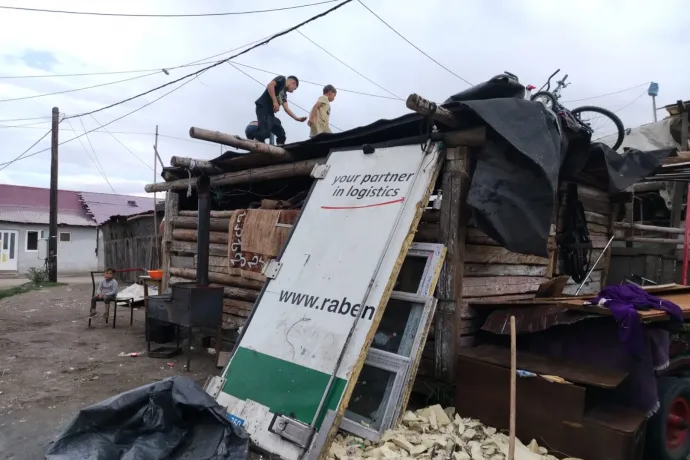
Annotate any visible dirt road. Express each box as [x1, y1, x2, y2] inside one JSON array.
[[0, 283, 220, 459]]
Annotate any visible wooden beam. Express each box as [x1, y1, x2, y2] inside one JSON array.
[[621, 237, 682, 245], [435, 146, 471, 382], [406, 93, 457, 127], [170, 240, 228, 257], [144, 158, 324, 193], [172, 228, 228, 244], [189, 127, 292, 156], [435, 127, 486, 147], [170, 156, 222, 174], [171, 215, 230, 233], [614, 222, 684, 235], [161, 191, 179, 292], [169, 267, 263, 291]]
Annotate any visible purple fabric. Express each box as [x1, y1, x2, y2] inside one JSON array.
[[523, 319, 664, 417], [587, 284, 683, 356]]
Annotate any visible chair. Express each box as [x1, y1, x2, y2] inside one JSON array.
[[87, 270, 137, 329]]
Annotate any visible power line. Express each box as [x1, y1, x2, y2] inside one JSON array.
[[65, 117, 114, 191], [561, 82, 651, 104], [295, 30, 401, 100], [63, 0, 354, 121], [0, 1, 338, 18], [0, 115, 52, 122], [0, 71, 161, 103], [0, 127, 52, 171], [0, 75, 198, 168], [357, 0, 472, 86], [0, 123, 213, 146], [614, 90, 647, 114], [89, 113, 154, 171], [229, 63, 344, 132]]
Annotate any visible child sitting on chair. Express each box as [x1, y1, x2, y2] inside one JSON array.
[[90, 268, 119, 321]]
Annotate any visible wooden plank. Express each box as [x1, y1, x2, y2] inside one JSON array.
[[457, 344, 628, 389], [465, 245, 549, 265], [467, 293, 538, 304], [170, 240, 228, 257], [562, 279, 601, 296], [414, 222, 439, 243], [161, 191, 179, 292], [436, 147, 471, 382], [464, 263, 547, 277], [172, 228, 228, 244], [179, 210, 235, 218], [462, 277, 545, 298]]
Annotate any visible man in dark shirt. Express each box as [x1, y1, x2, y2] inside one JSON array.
[[251, 75, 306, 145]]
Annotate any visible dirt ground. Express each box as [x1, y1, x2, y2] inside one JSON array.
[[0, 282, 223, 460]]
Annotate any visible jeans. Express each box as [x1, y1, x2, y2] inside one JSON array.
[[253, 104, 286, 144], [91, 294, 116, 312]]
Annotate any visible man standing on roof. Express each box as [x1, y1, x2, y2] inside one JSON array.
[[308, 85, 337, 138], [251, 75, 306, 145]]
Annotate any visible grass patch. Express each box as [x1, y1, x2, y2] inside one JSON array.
[[0, 282, 65, 300]]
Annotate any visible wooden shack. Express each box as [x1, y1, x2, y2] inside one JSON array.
[[100, 206, 164, 283], [145, 93, 617, 389]]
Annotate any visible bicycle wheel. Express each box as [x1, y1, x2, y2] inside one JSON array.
[[530, 91, 557, 109], [570, 105, 625, 151]]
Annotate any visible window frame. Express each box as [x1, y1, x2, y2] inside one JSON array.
[[58, 232, 71, 243], [25, 230, 46, 252]]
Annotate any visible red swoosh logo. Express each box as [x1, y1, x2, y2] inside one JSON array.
[[321, 197, 405, 210]]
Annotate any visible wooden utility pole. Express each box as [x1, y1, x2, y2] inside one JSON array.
[[48, 107, 59, 282], [153, 125, 160, 268]]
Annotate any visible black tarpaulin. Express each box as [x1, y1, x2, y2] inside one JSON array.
[[45, 376, 249, 460]]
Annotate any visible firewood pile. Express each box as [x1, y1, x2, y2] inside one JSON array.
[[328, 405, 582, 460]]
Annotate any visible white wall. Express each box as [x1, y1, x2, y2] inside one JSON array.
[[0, 223, 99, 275]]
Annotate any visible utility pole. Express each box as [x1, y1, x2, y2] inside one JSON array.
[[153, 125, 160, 268], [48, 107, 59, 282]]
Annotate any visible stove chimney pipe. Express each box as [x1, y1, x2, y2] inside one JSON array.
[[196, 175, 211, 286]]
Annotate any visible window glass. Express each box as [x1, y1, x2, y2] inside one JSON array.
[[59, 232, 71, 242], [26, 231, 38, 251]]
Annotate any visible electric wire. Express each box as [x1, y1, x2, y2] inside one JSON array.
[[295, 30, 401, 100], [357, 0, 473, 86], [0, 127, 52, 171], [0, 1, 338, 18], [562, 82, 651, 104], [65, 117, 120, 196], [61, 0, 354, 120], [89, 114, 154, 171]]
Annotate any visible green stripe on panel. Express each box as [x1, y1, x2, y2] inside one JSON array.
[[223, 346, 347, 428]]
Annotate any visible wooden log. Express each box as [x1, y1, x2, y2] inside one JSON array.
[[406, 94, 458, 127], [144, 158, 324, 193], [195, 255, 231, 269], [464, 263, 548, 277], [168, 267, 264, 290], [172, 216, 230, 232], [172, 228, 228, 244], [179, 210, 235, 218], [414, 222, 439, 243], [170, 270, 260, 302], [436, 127, 486, 147], [223, 298, 255, 318], [436, 146, 471, 382], [170, 240, 229, 257], [465, 245, 550, 265], [170, 156, 222, 174], [421, 210, 440, 223], [620, 237, 682, 245], [161, 191, 179, 292], [189, 127, 292, 156], [614, 222, 684, 235], [466, 227, 500, 246], [222, 314, 246, 330]]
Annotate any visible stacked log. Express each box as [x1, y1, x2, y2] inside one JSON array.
[[167, 215, 266, 331]]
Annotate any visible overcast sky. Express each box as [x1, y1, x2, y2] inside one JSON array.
[[0, 0, 687, 198]]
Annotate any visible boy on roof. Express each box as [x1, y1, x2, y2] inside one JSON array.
[[308, 84, 337, 138], [251, 75, 306, 145]]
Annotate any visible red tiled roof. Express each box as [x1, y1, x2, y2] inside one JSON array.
[[0, 184, 84, 212]]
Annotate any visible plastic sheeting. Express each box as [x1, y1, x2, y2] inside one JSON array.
[[45, 376, 249, 460]]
